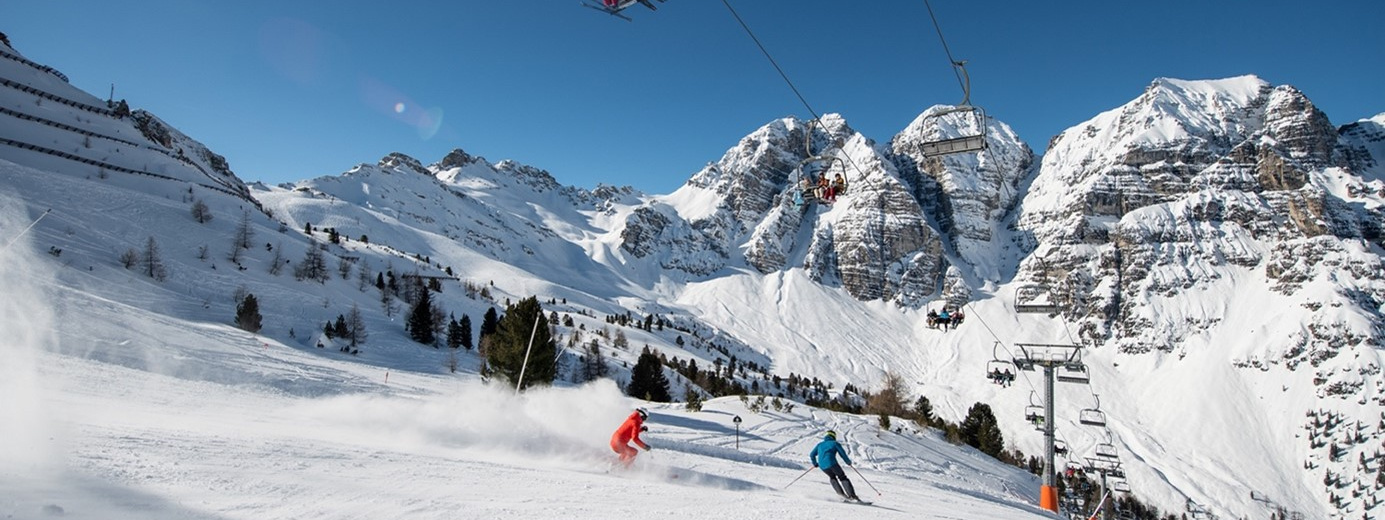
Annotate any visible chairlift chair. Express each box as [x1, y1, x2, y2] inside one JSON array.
[[1093, 442, 1118, 460], [793, 119, 849, 206], [985, 342, 1017, 384], [1024, 405, 1043, 425], [916, 61, 988, 157], [1057, 362, 1090, 384], [1111, 480, 1132, 493], [1079, 408, 1107, 427], [1079, 394, 1108, 426], [985, 359, 1014, 383], [1054, 438, 1069, 456], [1014, 284, 1062, 314]]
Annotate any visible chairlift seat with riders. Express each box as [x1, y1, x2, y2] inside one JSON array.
[[793, 119, 849, 207], [985, 342, 1016, 385]]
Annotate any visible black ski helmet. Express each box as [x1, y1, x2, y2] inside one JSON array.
[[636, 408, 649, 421]]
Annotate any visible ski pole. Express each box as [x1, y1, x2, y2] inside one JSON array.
[[783, 466, 815, 489], [1087, 490, 1111, 520], [849, 465, 881, 496], [2, 208, 50, 252]]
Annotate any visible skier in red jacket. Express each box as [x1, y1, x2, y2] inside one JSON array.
[[610, 408, 651, 467]]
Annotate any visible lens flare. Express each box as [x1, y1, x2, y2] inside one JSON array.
[[360, 76, 444, 141]]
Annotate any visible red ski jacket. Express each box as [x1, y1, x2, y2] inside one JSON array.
[[610, 411, 649, 449]]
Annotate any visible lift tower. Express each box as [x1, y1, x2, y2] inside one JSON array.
[[1013, 342, 1086, 512]]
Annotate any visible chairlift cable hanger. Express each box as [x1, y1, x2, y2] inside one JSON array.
[[921, 0, 968, 101]]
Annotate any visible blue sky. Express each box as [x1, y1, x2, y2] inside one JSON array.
[[3, 0, 1382, 194]]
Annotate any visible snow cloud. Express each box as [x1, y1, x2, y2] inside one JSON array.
[[0, 194, 60, 473]]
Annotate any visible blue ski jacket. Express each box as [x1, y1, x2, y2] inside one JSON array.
[[809, 435, 852, 470]]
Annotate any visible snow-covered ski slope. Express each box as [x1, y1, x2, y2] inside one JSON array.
[[0, 200, 1051, 519]]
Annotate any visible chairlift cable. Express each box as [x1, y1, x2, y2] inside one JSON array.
[[921, 0, 968, 102], [719, 0, 822, 123], [720, 0, 875, 189], [961, 301, 1044, 398]]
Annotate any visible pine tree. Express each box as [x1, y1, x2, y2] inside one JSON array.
[[459, 314, 473, 350], [913, 395, 935, 426], [483, 297, 555, 390], [407, 286, 436, 345], [235, 293, 262, 333], [333, 314, 349, 338], [480, 307, 499, 338], [626, 347, 672, 402], [683, 385, 704, 412], [447, 316, 464, 349], [960, 402, 1005, 458]]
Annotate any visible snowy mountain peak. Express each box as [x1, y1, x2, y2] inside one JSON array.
[[376, 152, 429, 175], [431, 147, 479, 171], [1147, 74, 1268, 103]]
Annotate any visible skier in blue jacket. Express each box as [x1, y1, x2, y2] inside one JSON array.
[[809, 430, 860, 501]]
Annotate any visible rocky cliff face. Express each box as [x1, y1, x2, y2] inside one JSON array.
[[1011, 75, 1385, 517], [889, 105, 1035, 283], [619, 110, 1034, 303]]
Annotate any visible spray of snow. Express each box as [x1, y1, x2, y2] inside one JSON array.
[[0, 194, 60, 475], [286, 378, 639, 466]]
